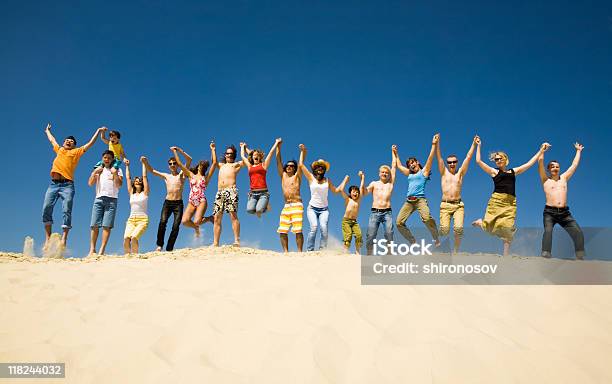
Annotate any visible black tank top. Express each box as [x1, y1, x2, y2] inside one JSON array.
[[493, 168, 516, 196]]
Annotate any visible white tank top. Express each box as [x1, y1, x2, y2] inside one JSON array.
[[129, 192, 148, 217], [309, 180, 329, 208]]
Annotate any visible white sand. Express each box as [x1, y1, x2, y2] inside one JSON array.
[[1, 247, 612, 383]]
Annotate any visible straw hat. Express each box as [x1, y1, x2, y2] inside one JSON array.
[[311, 159, 330, 172]]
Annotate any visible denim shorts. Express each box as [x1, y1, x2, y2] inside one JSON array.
[[90, 196, 118, 228]]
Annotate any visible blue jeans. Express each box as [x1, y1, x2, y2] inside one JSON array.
[[42, 180, 75, 229], [306, 205, 329, 251], [366, 209, 394, 255], [246, 190, 270, 215], [90, 196, 118, 229]]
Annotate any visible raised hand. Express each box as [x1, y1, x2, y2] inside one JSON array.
[[99, 126, 108, 132], [541, 142, 551, 152], [275, 137, 282, 144], [210, 141, 215, 150], [299, 144, 306, 151], [140, 156, 147, 163], [45, 122, 51, 131], [392, 144, 398, 153], [124, 159, 131, 166], [358, 170, 364, 177], [473, 135, 480, 144], [432, 133, 440, 144], [574, 142, 584, 151], [170, 146, 178, 152]]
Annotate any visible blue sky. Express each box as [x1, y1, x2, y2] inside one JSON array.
[[1, 1, 611, 256]]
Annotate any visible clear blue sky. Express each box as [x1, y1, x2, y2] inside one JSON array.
[[1, 1, 611, 256]]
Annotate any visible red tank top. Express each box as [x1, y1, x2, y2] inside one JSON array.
[[248, 164, 268, 190]]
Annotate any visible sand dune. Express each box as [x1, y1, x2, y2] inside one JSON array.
[[1, 247, 612, 383]]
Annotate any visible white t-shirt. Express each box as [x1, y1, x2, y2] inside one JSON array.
[[96, 167, 123, 199], [309, 180, 329, 208], [129, 192, 148, 217]]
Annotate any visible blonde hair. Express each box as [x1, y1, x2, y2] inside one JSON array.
[[379, 165, 391, 173], [489, 151, 509, 166]]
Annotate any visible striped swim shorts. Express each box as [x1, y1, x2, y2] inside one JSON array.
[[277, 202, 303, 234]]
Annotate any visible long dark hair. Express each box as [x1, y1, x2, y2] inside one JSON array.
[[190, 160, 210, 176], [222, 145, 237, 163], [132, 176, 144, 193]]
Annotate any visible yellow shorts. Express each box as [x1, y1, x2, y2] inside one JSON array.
[[124, 216, 149, 240], [277, 202, 303, 234]]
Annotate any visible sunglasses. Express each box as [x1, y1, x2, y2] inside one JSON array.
[[225, 152, 235, 156], [447, 161, 458, 164], [494, 158, 503, 162], [168, 162, 177, 165]]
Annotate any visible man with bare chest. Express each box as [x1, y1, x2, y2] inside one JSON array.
[[537, 143, 585, 259], [364, 146, 397, 255], [143, 151, 190, 251], [213, 144, 243, 246], [275, 140, 304, 252], [435, 135, 477, 252]]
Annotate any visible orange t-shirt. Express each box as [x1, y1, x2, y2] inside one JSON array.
[[50, 144, 87, 181]]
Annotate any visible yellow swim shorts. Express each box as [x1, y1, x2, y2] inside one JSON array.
[[277, 202, 303, 234]]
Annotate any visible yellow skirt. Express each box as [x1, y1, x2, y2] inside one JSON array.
[[124, 216, 149, 240], [482, 192, 516, 241]]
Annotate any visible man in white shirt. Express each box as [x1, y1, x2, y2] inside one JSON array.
[[88, 150, 124, 255]]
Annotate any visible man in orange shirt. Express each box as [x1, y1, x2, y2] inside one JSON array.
[[43, 123, 106, 248]]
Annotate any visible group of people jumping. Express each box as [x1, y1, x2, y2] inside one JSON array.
[[41, 123, 586, 259]]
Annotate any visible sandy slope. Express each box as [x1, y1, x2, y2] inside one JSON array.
[[1, 247, 612, 383]]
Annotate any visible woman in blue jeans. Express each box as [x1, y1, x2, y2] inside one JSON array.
[[240, 139, 281, 218], [298, 144, 347, 251]]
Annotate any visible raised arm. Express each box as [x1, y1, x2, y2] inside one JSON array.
[[513, 142, 550, 175], [99, 129, 110, 145], [339, 176, 350, 201], [141, 156, 166, 179], [240, 142, 252, 168], [561, 142, 584, 180], [422, 134, 438, 177], [537, 153, 548, 184], [44, 123, 59, 148], [393, 145, 410, 176], [435, 136, 446, 176], [297, 144, 305, 178], [298, 144, 313, 183], [358, 171, 365, 197], [205, 141, 218, 183], [263, 138, 281, 170], [171, 147, 193, 178], [83, 126, 106, 151], [475, 137, 497, 177], [330, 175, 349, 194], [390, 145, 397, 184], [174, 146, 192, 170], [275, 141, 284, 178], [125, 159, 133, 194], [459, 135, 478, 176], [141, 157, 150, 195]]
